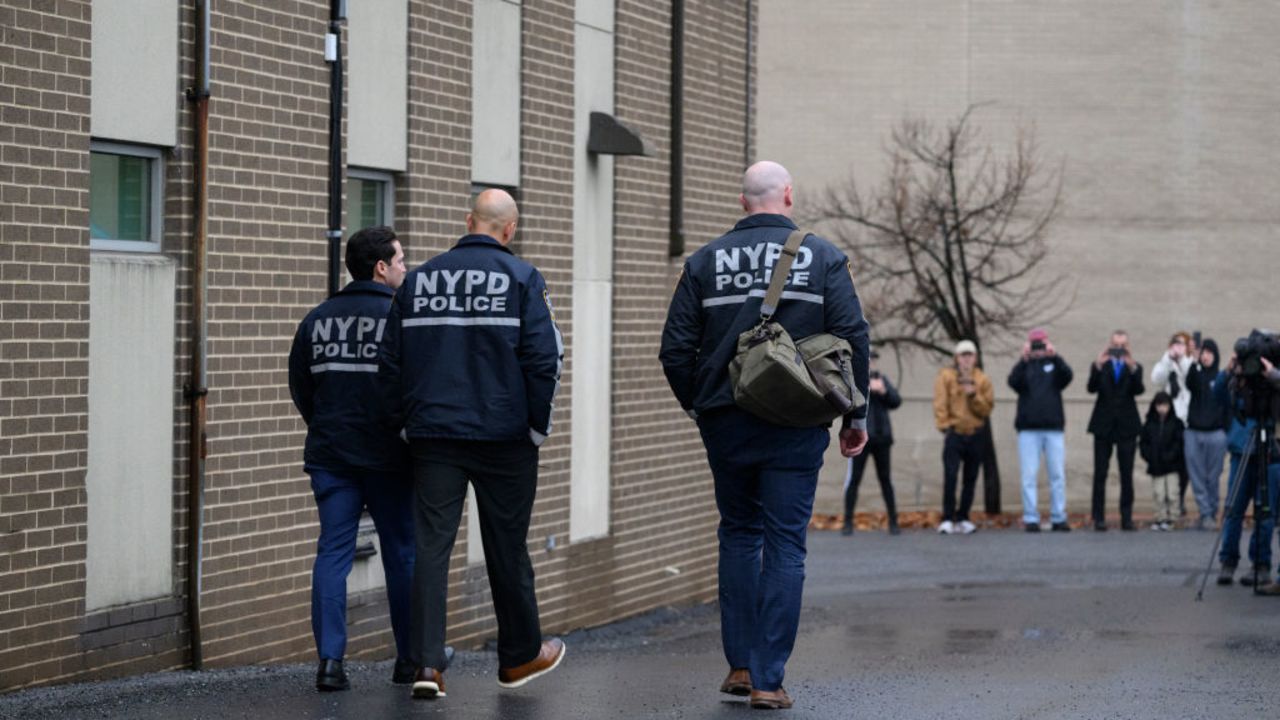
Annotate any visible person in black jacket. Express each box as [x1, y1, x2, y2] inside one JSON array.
[[1183, 338, 1228, 530], [1087, 330, 1145, 531], [659, 161, 869, 710], [288, 226, 415, 691], [1008, 328, 1073, 532], [380, 190, 566, 699], [842, 351, 902, 536], [1139, 391, 1185, 531]]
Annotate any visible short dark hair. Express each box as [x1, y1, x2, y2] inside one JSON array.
[[345, 226, 398, 281]]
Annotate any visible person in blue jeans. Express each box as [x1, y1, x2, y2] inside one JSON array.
[[1008, 328, 1074, 532], [1213, 355, 1280, 588], [288, 227, 417, 691], [660, 161, 870, 710]]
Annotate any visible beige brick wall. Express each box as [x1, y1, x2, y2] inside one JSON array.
[[0, 0, 755, 690], [758, 1, 1280, 517]]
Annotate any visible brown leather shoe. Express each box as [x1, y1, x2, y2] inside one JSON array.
[[720, 668, 752, 696], [1258, 581, 1280, 596], [411, 667, 446, 699], [750, 687, 793, 709], [497, 638, 566, 688]]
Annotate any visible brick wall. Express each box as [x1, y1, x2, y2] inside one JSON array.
[[0, 0, 755, 690], [0, 0, 93, 689]]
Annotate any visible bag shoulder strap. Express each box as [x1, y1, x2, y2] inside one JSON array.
[[760, 229, 807, 319]]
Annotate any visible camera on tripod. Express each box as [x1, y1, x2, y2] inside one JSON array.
[[1233, 329, 1280, 378], [1231, 329, 1280, 422]]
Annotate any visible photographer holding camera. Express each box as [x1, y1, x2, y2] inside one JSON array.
[[1212, 338, 1280, 588], [1151, 332, 1194, 516], [842, 350, 902, 536], [1008, 328, 1073, 533], [1087, 331, 1144, 531]]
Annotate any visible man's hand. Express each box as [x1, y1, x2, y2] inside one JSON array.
[[1021, 342, 1032, 361], [1124, 350, 1138, 370], [869, 377, 886, 395], [840, 428, 868, 457], [1095, 349, 1111, 369], [1045, 341, 1056, 358], [1263, 356, 1275, 373]]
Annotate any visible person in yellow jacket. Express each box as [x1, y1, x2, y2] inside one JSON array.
[[933, 340, 995, 534]]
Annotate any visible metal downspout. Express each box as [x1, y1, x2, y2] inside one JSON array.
[[668, 0, 685, 257], [325, 1, 346, 296], [184, 0, 212, 672]]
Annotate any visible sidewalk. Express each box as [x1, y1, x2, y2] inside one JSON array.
[[4, 529, 1277, 719]]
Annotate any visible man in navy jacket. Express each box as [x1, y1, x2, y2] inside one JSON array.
[[288, 226, 415, 691], [660, 161, 869, 710], [380, 189, 565, 699]]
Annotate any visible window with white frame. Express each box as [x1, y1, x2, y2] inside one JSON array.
[[347, 168, 395, 235], [89, 141, 163, 252]]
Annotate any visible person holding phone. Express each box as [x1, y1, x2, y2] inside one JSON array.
[[1008, 328, 1074, 532], [933, 340, 995, 535], [1087, 330, 1145, 531]]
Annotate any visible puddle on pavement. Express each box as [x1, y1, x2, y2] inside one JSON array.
[[1218, 635, 1280, 658]]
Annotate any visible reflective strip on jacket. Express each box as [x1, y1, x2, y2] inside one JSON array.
[[658, 213, 870, 427], [379, 234, 563, 445]]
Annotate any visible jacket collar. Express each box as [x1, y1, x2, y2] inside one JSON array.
[[455, 233, 514, 255], [732, 213, 798, 232], [337, 280, 395, 297]]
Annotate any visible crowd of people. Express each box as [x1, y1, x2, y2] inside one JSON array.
[[841, 327, 1280, 593]]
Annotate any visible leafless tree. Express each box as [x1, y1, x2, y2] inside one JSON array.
[[807, 105, 1072, 363]]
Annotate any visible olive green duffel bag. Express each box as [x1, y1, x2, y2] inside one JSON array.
[[728, 229, 864, 428]]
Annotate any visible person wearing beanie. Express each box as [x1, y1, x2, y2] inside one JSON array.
[[933, 340, 994, 535], [1008, 328, 1074, 532], [1183, 338, 1229, 530]]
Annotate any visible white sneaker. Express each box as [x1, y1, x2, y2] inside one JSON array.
[[958, 520, 977, 535], [937, 520, 954, 535]]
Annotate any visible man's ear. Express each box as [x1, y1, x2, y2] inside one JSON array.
[[465, 212, 475, 233], [739, 193, 749, 213], [783, 185, 793, 208]]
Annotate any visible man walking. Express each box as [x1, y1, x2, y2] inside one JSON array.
[[659, 161, 870, 710], [288, 226, 416, 691], [933, 340, 995, 535], [380, 190, 566, 699], [1008, 328, 1073, 532], [1087, 330, 1145, 531]]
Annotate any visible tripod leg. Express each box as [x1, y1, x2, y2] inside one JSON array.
[[1197, 433, 1257, 601]]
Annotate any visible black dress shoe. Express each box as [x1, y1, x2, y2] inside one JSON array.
[[1093, 521, 1107, 532], [1024, 523, 1041, 533], [888, 522, 901, 536], [1121, 520, 1136, 531], [1051, 522, 1071, 532], [840, 521, 853, 536], [316, 659, 350, 691]]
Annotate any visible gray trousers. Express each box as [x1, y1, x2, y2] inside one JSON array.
[[1184, 429, 1227, 519]]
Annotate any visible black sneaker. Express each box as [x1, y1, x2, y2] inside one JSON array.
[[888, 521, 901, 536], [1093, 521, 1107, 532], [1218, 564, 1237, 586], [840, 520, 853, 536], [1120, 520, 1136, 531], [1051, 522, 1071, 532], [316, 659, 350, 692], [1241, 568, 1272, 588], [1024, 523, 1041, 533]]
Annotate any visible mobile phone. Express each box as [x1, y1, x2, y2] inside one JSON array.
[[1030, 340, 1046, 352], [1193, 331, 1202, 347], [1108, 347, 1126, 359]]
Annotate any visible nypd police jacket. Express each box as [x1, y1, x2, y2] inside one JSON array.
[[659, 213, 870, 428], [288, 280, 409, 475], [379, 234, 563, 445]]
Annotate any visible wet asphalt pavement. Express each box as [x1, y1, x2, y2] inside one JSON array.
[[4, 527, 1278, 720]]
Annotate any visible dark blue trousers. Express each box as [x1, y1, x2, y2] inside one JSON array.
[[698, 407, 829, 692], [309, 468, 415, 662], [1219, 455, 1280, 569]]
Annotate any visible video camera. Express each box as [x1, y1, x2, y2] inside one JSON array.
[[1233, 329, 1280, 378], [1231, 329, 1280, 421]]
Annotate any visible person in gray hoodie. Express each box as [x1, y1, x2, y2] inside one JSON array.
[[1183, 338, 1228, 530]]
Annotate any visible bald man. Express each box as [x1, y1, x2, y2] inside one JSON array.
[[379, 189, 566, 699], [660, 162, 870, 709]]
